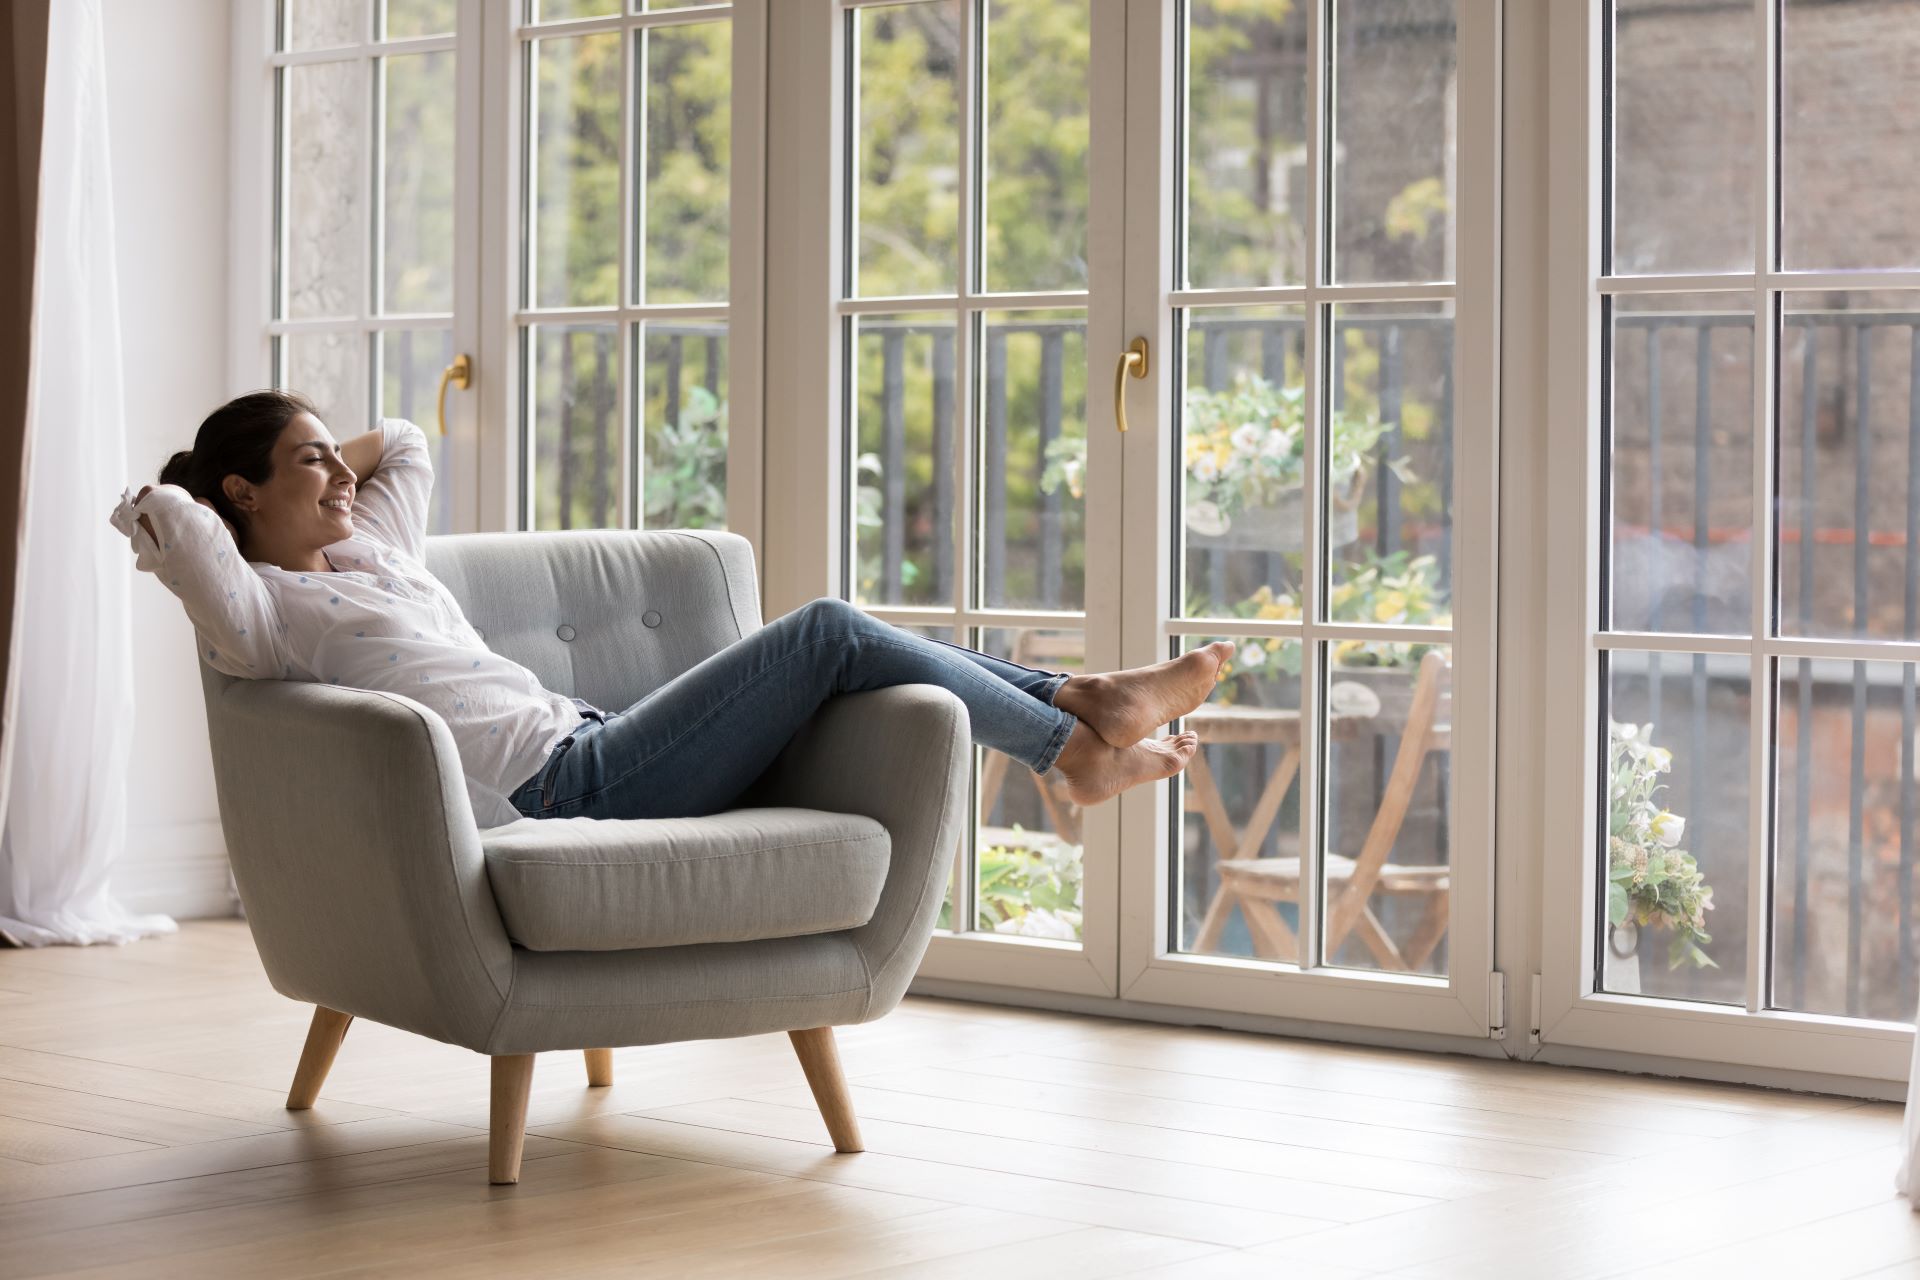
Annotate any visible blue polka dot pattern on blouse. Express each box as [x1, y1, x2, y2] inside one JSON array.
[[355, 630, 364, 637], [298, 575, 308, 583], [472, 659, 481, 667], [421, 674, 431, 682], [490, 726, 499, 735], [389, 653, 398, 662], [330, 596, 340, 605], [207, 648, 216, 659]]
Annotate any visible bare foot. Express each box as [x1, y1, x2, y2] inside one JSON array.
[[1051, 720, 1200, 807], [1055, 641, 1234, 748]]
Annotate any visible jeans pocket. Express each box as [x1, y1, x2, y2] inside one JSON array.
[[538, 734, 579, 810]]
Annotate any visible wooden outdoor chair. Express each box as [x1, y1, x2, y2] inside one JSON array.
[[1190, 649, 1453, 972]]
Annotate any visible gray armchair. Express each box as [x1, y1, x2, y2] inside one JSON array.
[[195, 529, 970, 1184]]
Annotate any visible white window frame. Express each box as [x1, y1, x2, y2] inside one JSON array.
[[229, 0, 487, 535], [231, 0, 766, 580], [1537, 0, 1915, 1086]]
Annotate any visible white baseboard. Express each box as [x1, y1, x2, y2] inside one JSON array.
[[115, 820, 239, 920]]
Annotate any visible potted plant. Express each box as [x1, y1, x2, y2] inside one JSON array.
[[936, 833, 1085, 941], [1605, 719, 1716, 986], [1195, 550, 1449, 710], [1040, 371, 1409, 554]]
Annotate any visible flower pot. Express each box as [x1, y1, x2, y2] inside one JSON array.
[[1186, 474, 1366, 554], [1603, 921, 1642, 994]]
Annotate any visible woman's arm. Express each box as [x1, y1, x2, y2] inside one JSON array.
[[110, 484, 294, 679], [339, 428, 384, 486]]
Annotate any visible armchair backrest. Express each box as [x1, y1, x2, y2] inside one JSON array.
[[424, 528, 761, 707]]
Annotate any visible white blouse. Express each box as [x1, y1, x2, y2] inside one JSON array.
[[109, 418, 581, 828]]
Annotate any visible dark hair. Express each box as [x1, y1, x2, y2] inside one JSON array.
[[159, 389, 318, 545]]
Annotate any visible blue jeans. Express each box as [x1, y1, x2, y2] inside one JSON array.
[[507, 597, 1077, 821]]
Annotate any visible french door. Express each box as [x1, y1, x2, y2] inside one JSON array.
[[1540, 0, 1919, 1084], [791, 0, 1501, 1039]]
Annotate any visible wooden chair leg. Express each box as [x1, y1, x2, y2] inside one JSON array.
[[1192, 885, 1239, 953], [286, 1006, 352, 1110], [788, 1027, 863, 1153], [1239, 895, 1302, 963], [489, 1054, 537, 1185], [583, 1048, 613, 1087]]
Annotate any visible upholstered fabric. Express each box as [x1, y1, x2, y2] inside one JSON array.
[[482, 808, 890, 951], [195, 529, 972, 1056]]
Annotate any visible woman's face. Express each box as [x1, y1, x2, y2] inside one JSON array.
[[222, 412, 358, 550]]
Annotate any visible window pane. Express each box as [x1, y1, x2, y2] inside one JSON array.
[[1177, 634, 1304, 964], [1179, 306, 1306, 621], [1776, 658, 1920, 1022], [851, 314, 954, 608], [285, 60, 369, 320], [1327, 302, 1453, 627], [382, 51, 456, 314], [283, 332, 368, 431], [530, 34, 622, 309], [641, 22, 731, 305], [1782, 0, 1920, 271], [286, 0, 365, 50], [1608, 295, 1753, 635], [383, 0, 455, 39], [1610, 0, 1756, 276], [1602, 650, 1750, 1004], [380, 328, 455, 536], [978, 628, 1085, 942], [982, 0, 1089, 293], [1184, 0, 1306, 289], [529, 324, 621, 531], [1322, 642, 1451, 975], [1330, 0, 1456, 285], [534, 0, 620, 21], [1776, 294, 1920, 642], [983, 311, 1086, 612], [642, 324, 728, 530], [853, 2, 960, 298]]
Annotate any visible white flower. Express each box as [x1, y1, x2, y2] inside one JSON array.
[[1230, 423, 1264, 456], [1259, 428, 1291, 459], [1650, 811, 1685, 847], [1647, 746, 1672, 773], [1191, 453, 1220, 482], [1237, 642, 1267, 669], [994, 908, 1080, 940]]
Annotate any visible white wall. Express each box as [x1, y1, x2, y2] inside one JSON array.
[[104, 0, 237, 918]]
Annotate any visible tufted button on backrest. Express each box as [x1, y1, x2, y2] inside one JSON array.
[[556, 624, 576, 642], [642, 610, 662, 628]]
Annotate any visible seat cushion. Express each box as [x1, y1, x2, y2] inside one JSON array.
[[481, 807, 890, 951]]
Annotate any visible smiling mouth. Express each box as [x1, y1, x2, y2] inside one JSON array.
[[320, 495, 353, 512]]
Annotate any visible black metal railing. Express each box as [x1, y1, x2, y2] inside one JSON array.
[[1616, 310, 1920, 1018]]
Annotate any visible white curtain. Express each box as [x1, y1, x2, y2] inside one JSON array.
[[0, 0, 173, 947]]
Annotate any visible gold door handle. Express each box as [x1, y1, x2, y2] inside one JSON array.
[[1113, 337, 1148, 433], [436, 353, 472, 436]]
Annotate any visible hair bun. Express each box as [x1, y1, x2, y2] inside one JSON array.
[[158, 449, 195, 489]]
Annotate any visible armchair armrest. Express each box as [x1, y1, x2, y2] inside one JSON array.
[[201, 669, 513, 1050], [740, 684, 971, 1019]]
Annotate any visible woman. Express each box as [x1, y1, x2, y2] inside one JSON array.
[[112, 390, 1229, 829]]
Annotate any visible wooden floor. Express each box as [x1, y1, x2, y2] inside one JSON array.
[[0, 922, 1913, 1279]]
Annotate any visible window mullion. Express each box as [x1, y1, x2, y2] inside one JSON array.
[[622, 23, 638, 529], [1744, 0, 1780, 1017], [1296, 0, 1328, 973]]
